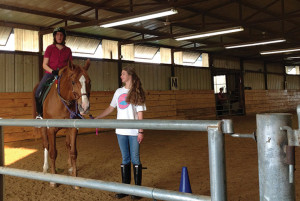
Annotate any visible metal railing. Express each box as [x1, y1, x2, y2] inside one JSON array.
[[0, 118, 234, 201]]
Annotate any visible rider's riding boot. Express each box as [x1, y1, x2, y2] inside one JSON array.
[[131, 164, 142, 200], [35, 97, 43, 119], [115, 163, 131, 199]]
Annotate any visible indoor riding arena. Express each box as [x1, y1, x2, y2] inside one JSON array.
[[1, 1, 300, 201]]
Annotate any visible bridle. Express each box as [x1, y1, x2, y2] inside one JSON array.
[[57, 73, 89, 119]]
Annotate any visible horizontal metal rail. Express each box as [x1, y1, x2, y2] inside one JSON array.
[[0, 118, 232, 201], [0, 119, 228, 132], [0, 167, 211, 201]]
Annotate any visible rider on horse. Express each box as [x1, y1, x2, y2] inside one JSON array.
[[35, 27, 73, 119]]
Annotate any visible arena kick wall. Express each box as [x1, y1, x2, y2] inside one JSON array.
[[1, 52, 300, 142], [0, 90, 215, 142]]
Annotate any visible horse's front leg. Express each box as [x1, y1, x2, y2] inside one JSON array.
[[48, 127, 58, 187], [67, 128, 78, 176], [67, 128, 79, 189]]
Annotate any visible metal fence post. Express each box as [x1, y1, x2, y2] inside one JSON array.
[[0, 126, 3, 201], [256, 113, 295, 201], [207, 126, 227, 201]]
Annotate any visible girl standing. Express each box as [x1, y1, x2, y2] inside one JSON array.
[[96, 66, 146, 200]]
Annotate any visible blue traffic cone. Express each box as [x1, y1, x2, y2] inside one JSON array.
[[179, 166, 192, 193]]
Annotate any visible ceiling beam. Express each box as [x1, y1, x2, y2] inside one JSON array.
[[0, 3, 88, 23], [243, 0, 279, 22], [46, 7, 94, 29], [0, 20, 40, 31]]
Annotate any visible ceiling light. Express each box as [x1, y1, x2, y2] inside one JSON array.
[[260, 47, 300, 55], [287, 56, 300, 59], [175, 26, 244, 41], [225, 38, 286, 49], [100, 8, 178, 28]]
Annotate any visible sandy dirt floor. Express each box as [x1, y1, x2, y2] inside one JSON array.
[[3, 113, 300, 201]]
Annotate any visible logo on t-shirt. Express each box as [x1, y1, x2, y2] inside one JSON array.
[[118, 93, 129, 109]]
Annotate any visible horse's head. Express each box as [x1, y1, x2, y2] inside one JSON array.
[[63, 59, 91, 116]]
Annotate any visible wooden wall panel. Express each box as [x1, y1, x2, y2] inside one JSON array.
[[175, 90, 216, 119], [245, 90, 300, 114], [244, 72, 265, 89], [3, 88, 300, 142], [0, 90, 216, 142]]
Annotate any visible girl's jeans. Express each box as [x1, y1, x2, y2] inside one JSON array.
[[117, 134, 140, 165]]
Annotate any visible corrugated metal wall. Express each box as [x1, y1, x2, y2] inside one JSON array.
[[286, 75, 300, 90], [3, 51, 300, 93], [131, 62, 171, 90], [73, 59, 119, 91], [267, 74, 284, 89], [175, 66, 211, 90], [244, 60, 264, 71], [244, 72, 265, 89], [213, 56, 240, 69], [0, 53, 39, 92], [267, 63, 284, 73]]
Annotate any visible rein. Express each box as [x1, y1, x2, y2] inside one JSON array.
[[57, 74, 85, 119]]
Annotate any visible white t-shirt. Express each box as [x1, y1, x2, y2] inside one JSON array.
[[110, 87, 147, 136]]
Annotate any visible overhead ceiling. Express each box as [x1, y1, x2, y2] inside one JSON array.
[[1, 0, 300, 64]]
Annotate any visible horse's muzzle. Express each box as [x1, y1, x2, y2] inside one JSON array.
[[78, 103, 90, 115]]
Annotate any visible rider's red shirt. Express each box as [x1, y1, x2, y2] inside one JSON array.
[[44, 44, 72, 74]]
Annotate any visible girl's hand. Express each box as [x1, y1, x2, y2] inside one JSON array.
[[137, 133, 144, 144]]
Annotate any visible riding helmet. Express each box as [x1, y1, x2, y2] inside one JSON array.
[[53, 27, 66, 37]]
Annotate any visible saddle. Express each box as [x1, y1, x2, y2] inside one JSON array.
[[36, 76, 57, 117]]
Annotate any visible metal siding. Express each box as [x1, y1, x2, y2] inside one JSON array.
[[131, 62, 171, 90], [15, 54, 24, 92], [88, 61, 97, 91], [23, 55, 34, 92], [244, 60, 264, 71], [174, 66, 211, 90], [213, 57, 240, 69], [267, 63, 284, 73], [73, 59, 118, 91], [200, 68, 211, 90], [6, 54, 14, 92], [0, 54, 5, 92], [32, 56, 39, 88], [244, 72, 265, 90], [267, 74, 284, 89], [286, 75, 300, 90]]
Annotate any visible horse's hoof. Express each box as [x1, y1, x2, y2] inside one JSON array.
[[73, 186, 80, 190], [50, 182, 57, 188]]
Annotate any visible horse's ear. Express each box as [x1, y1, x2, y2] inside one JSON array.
[[83, 59, 90, 71], [68, 60, 75, 71]]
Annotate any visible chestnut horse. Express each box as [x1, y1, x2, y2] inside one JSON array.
[[33, 59, 91, 188]]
